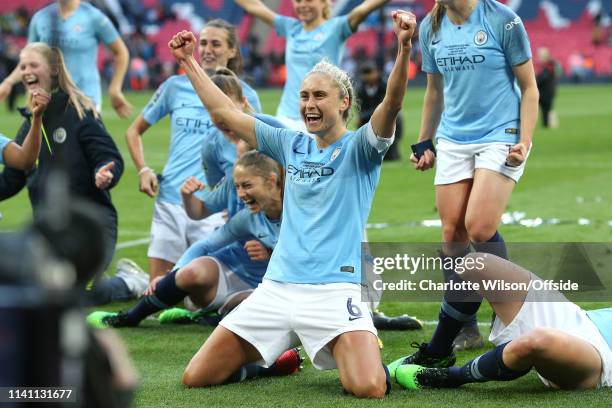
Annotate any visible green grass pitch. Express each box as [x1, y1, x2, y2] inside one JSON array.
[[1, 84, 611, 407]]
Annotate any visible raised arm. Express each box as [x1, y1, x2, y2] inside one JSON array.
[[370, 10, 416, 139], [1, 89, 50, 170], [169, 31, 257, 148], [234, 0, 277, 26], [180, 176, 211, 220], [348, 0, 391, 31]]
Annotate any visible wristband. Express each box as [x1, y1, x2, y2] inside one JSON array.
[[138, 166, 154, 176]]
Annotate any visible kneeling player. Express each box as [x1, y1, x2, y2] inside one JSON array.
[[389, 253, 612, 390]]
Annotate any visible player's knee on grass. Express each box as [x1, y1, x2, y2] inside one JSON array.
[[343, 372, 387, 399], [182, 364, 224, 387]]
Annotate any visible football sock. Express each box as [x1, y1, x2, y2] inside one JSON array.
[[125, 270, 187, 325], [447, 342, 530, 385], [472, 230, 508, 260], [383, 363, 391, 395], [223, 364, 271, 384], [428, 249, 482, 357]]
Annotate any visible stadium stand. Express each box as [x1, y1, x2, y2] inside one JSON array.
[[1, 0, 610, 87]]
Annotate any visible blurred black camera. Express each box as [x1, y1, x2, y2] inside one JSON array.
[[0, 176, 133, 408]]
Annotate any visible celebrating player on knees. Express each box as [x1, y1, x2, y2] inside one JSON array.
[[168, 10, 416, 398]]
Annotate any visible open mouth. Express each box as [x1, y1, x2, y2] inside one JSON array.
[[305, 113, 322, 127], [23, 76, 39, 88], [243, 197, 259, 212]]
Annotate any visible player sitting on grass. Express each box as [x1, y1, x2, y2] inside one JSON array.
[[87, 150, 284, 328], [388, 253, 612, 390], [167, 8, 416, 397]]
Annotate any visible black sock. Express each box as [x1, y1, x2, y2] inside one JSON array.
[[473, 230, 508, 259], [447, 342, 531, 386], [125, 270, 187, 325], [223, 364, 271, 384], [428, 250, 482, 357], [383, 363, 391, 395]]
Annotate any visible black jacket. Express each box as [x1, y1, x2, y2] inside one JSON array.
[[0, 91, 123, 218]]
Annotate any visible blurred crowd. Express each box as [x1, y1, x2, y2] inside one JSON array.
[[1, 1, 610, 96]]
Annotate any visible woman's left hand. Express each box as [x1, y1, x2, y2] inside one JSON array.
[[506, 142, 528, 167], [392, 10, 417, 48], [95, 161, 115, 189], [30, 88, 51, 118]]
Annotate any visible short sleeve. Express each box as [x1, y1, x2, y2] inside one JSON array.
[[142, 79, 172, 125], [241, 82, 262, 113], [0, 134, 12, 165], [419, 17, 439, 74], [273, 15, 298, 37], [255, 119, 294, 167], [359, 122, 394, 164], [27, 13, 40, 42], [335, 15, 353, 40], [489, 6, 532, 66], [93, 7, 120, 45]]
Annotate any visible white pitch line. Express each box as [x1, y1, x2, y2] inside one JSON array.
[[420, 320, 490, 327], [116, 237, 150, 249]]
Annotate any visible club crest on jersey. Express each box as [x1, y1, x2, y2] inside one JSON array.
[[53, 127, 67, 144], [330, 147, 341, 161], [314, 33, 323, 41], [72, 24, 82, 33], [474, 30, 488, 46]]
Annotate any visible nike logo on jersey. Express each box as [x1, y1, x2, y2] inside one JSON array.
[[257, 233, 267, 238], [432, 39, 441, 45], [293, 148, 306, 154], [348, 316, 364, 321]]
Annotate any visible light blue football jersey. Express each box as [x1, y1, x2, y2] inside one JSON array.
[[255, 120, 392, 284], [197, 173, 244, 218], [0, 134, 11, 165], [201, 113, 286, 188], [587, 308, 612, 350], [273, 15, 353, 120], [419, 0, 532, 144], [174, 208, 281, 288], [28, 2, 119, 108], [142, 75, 261, 204]]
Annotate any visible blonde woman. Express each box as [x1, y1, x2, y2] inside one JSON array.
[[0, 43, 123, 282], [235, 0, 391, 130]]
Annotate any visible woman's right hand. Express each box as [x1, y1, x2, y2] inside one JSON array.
[[180, 176, 205, 196], [144, 276, 163, 296], [139, 168, 158, 197], [30, 88, 51, 118], [168, 30, 196, 62], [410, 149, 436, 171]]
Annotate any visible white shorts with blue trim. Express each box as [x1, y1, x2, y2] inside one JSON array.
[[220, 279, 377, 369], [187, 256, 253, 314], [147, 200, 225, 263], [434, 139, 530, 185]]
